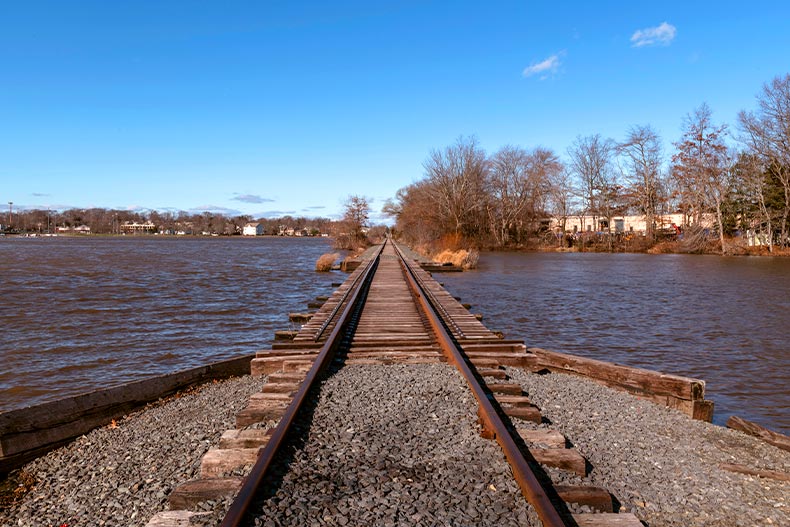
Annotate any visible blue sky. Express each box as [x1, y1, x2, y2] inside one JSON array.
[[2, 1, 789, 222]]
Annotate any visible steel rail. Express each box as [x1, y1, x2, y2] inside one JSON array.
[[391, 240, 567, 527], [219, 242, 385, 527], [402, 254, 466, 338], [313, 252, 374, 341]]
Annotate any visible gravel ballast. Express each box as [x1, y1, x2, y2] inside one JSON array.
[[243, 363, 540, 527], [1, 374, 265, 527], [507, 367, 790, 527]]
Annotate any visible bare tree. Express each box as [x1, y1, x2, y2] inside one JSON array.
[[736, 152, 778, 250], [486, 145, 561, 246], [547, 168, 576, 245], [342, 195, 370, 240], [672, 103, 730, 254], [567, 134, 618, 251], [617, 125, 665, 242], [738, 73, 790, 248], [422, 136, 488, 239]]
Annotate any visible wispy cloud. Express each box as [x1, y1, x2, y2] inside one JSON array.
[[190, 205, 243, 215], [522, 51, 564, 79], [31, 192, 50, 197], [231, 194, 274, 204], [304, 205, 326, 210], [257, 210, 296, 218], [631, 22, 676, 48]]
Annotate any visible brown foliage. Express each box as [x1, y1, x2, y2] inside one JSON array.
[[315, 253, 339, 272], [433, 249, 480, 269]]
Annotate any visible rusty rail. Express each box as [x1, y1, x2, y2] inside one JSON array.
[[392, 240, 567, 527], [219, 243, 384, 527]]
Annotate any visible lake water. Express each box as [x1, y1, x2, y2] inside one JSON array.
[[1, 239, 788, 436], [438, 251, 790, 434], [0, 237, 342, 412]]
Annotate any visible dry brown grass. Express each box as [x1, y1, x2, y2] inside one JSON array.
[[315, 252, 339, 272], [433, 248, 480, 269]]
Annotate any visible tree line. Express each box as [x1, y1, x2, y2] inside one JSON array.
[[384, 73, 790, 254], [1, 207, 336, 236]]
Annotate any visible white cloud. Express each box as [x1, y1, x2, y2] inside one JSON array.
[[631, 22, 677, 48], [231, 194, 275, 204], [522, 52, 564, 79]]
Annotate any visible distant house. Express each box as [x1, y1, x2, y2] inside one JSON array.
[[121, 221, 156, 234], [242, 222, 264, 236], [55, 225, 92, 234]]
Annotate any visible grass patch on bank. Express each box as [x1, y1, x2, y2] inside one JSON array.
[[315, 253, 339, 272]]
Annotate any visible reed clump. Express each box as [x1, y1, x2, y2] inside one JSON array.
[[433, 248, 479, 269], [315, 253, 339, 272]]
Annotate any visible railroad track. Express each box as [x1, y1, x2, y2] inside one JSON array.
[[147, 239, 642, 527]]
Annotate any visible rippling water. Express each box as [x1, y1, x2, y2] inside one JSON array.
[[438, 252, 790, 434], [0, 237, 342, 412], [3, 241, 788, 435]]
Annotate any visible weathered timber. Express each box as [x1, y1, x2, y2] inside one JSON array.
[[726, 415, 790, 452], [255, 349, 320, 358], [344, 357, 443, 366], [200, 448, 260, 478], [250, 354, 318, 376], [528, 347, 711, 420], [474, 313, 484, 321], [340, 258, 361, 272], [145, 511, 209, 527], [718, 462, 790, 482], [0, 354, 253, 476], [282, 360, 314, 373], [478, 368, 507, 379], [517, 429, 566, 449], [267, 372, 306, 383], [261, 383, 300, 394], [503, 405, 542, 423], [554, 485, 613, 512], [219, 429, 274, 449], [288, 313, 313, 323], [470, 358, 501, 369], [249, 392, 292, 402], [494, 394, 533, 407], [420, 263, 462, 272], [273, 330, 298, 341], [235, 400, 288, 427], [487, 383, 523, 395], [467, 352, 536, 368], [169, 477, 244, 510], [572, 513, 644, 526], [529, 447, 587, 476], [271, 341, 324, 350]]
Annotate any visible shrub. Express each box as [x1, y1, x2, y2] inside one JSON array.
[[433, 248, 479, 269], [315, 252, 339, 272]]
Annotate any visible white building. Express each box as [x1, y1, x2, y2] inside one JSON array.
[[550, 213, 713, 234], [242, 222, 264, 236], [121, 221, 156, 234]]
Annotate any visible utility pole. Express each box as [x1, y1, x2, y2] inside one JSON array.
[[7, 202, 12, 231]]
